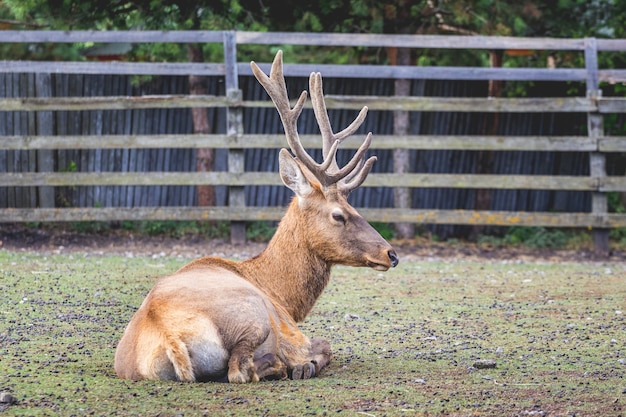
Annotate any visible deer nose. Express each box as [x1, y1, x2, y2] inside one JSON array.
[[388, 250, 399, 268]]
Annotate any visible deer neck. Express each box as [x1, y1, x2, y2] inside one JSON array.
[[239, 199, 331, 322]]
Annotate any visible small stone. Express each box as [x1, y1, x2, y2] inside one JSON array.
[[473, 359, 497, 369], [0, 392, 17, 405]]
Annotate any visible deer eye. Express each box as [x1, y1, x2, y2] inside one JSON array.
[[331, 210, 346, 225]]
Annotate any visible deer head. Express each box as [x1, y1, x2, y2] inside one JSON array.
[[251, 51, 399, 271]]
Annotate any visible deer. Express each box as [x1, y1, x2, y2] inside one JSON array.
[[114, 50, 399, 383]]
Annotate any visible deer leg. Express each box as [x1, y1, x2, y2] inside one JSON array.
[[290, 362, 316, 380], [227, 345, 258, 383], [228, 350, 287, 383], [289, 338, 332, 380], [254, 353, 287, 381], [310, 337, 332, 375]]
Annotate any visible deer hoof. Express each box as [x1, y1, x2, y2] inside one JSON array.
[[291, 362, 316, 380]]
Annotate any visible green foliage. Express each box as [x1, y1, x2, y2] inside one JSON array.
[[370, 222, 395, 240], [134, 220, 230, 238], [479, 226, 572, 249], [137, 220, 183, 236], [608, 192, 626, 213], [475, 233, 503, 247], [245, 221, 277, 242], [69, 221, 111, 234], [605, 114, 626, 136], [610, 227, 626, 246], [508, 226, 570, 248], [608, 192, 626, 245], [60, 160, 77, 173]]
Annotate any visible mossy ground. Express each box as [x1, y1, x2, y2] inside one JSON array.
[[1, 250, 624, 416]]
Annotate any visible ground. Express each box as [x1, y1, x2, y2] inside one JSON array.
[[1, 224, 625, 263], [1, 224, 625, 415]]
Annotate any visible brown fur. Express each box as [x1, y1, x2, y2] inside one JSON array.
[[114, 51, 398, 383], [114, 190, 396, 383]]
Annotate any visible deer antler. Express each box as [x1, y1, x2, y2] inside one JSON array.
[[250, 51, 376, 195]]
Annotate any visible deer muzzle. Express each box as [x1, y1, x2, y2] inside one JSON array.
[[367, 248, 399, 271], [388, 250, 399, 268]]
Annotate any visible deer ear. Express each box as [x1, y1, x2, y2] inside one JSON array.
[[279, 148, 314, 198]]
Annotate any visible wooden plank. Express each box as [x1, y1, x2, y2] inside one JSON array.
[[24, 74, 37, 209], [600, 176, 626, 192], [0, 61, 226, 76], [599, 69, 626, 83], [585, 38, 600, 93], [0, 74, 6, 208], [0, 59, 590, 81], [368, 135, 599, 152], [239, 63, 587, 82], [0, 30, 588, 51], [358, 209, 626, 228], [34, 73, 55, 208], [585, 37, 609, 256], [0, 134, 233, 150], [597, 98, 626, 113], [365, 174, 600, 191], [0, 134, 606, 152], [0, 95, 235, 111], [0, 207, 285, 222], [5, 172, 618, 192], [599, 136, 626, 152], [596, 39, 626, 51], [0, 95, 599, 113], [320, 96, 597, 113], [2, 207, 625, 228], [243, 97, 598, 113], [0, 30, 225, 43], [236, 32, 586, 51], [0, 171, 278, 186], [224, 30, 246, 245]]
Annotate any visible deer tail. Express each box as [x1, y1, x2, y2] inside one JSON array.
[[164, 335, 195, 382]]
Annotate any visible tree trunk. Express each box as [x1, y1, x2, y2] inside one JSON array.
[[470, 49, 503, 240], [187, 44, 215, 208], [621, 165, 626, 211], [391, 47, 415, 240]]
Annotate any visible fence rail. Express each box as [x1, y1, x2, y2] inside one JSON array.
[[1, 30, 626, 253], [2, 207, 625, 230], [2, 134, 625, 151]]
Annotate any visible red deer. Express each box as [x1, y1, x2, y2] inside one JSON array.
[[114, 51, 399, 383]]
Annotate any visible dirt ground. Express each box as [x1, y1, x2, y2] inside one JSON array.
[[1, 224, 625, 415], [1, 224, 625, 263]]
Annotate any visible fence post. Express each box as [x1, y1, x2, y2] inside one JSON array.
[[35, 73, 55, 209], [223, 31, 246, 245], [392, 47, 415, 239], [585, 38, 609, 256]]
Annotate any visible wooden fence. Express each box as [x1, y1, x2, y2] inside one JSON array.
[[1, 31, 626, 252]]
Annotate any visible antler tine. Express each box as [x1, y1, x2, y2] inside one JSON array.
[[309, 72, 369, 158], [309, 70, 374, 193], [251, 51, 319, 171], [252, 51, 376, 193], [340, 155, 377, 195], [325, 130, 373, 183], [334, 133, 376, 195]]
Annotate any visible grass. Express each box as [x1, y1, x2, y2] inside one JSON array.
[[0, 250, 625, 416]]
